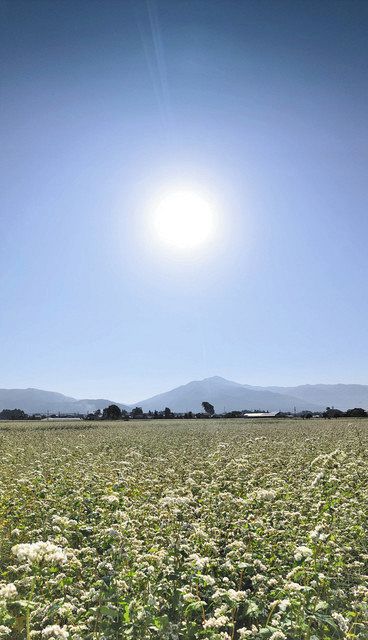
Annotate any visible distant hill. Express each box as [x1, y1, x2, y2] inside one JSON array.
[[133, 376, 323, 413], [1, 379, 367, 415], [265, 383, 368, 411], [0, 388, 129, 415]]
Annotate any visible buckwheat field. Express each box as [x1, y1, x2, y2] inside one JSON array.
[[0, 419, 367, 640]]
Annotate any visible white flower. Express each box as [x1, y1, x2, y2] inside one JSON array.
[[332, 612, 349, 632], [284, 581, 303, 591], [226, 589, 246, 603], [101, 494, 119, 505], [311, 471, 324, 487], [238, 626, 258, 638], [203, 615, 229, 628], [182, 592, 197, 602], [256, 489, 276, 501], [201, 574, 215, 585], [269, 633, 287, 640], [0, 583, 17, 599], [12, 541, 68, 565], [213, 605, 228, 617], [51, 515, 76, 528], [58, 603, 74, 617], [278, 598, 290, 611], [0, 627, 11, 637], [187, 553, 209, 570], [310, 524, 328, 542], [294, 545, 313, 561], [42, 625, 69, 639], [159, 495, 191, 507]]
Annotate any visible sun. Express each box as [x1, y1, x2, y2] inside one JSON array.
[[153, 190, 215, 250]]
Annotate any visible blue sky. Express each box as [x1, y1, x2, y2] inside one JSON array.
[[1, 0, 368, 402]]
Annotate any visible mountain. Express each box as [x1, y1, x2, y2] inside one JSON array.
[[265, 384, 368, 411], [133, 376, 323, 413], [0, 388, 129, 415], [2, 379, 367, 415]]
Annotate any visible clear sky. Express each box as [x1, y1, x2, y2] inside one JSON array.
[[1, 0, 368, 402]]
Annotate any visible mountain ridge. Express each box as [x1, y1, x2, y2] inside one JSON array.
[[1, 377, 368, 414], [132, 376, 323, 413], [0, 388, 129, 415]]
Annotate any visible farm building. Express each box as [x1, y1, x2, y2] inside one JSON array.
[[243, 412, 279, 418], [41, 417, 82, 421]]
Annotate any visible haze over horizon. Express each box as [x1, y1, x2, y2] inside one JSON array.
[[2, 0, 368, 400], [3, 375, 368, 407]]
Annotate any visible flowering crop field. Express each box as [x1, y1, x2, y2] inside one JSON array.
[[0, 418, 367, 640]]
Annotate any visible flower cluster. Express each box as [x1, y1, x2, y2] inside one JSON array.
[[11, 541, 68, 565]]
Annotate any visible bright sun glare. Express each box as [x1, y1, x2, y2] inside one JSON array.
[[153, 190, 215, 250]]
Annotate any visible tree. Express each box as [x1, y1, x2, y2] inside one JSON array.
[[102, 404, 122, 420], [0, 408, 28, 420], [300, 411, 313, 420], [202, 401, 215, 417], [346, 407, 367, 417], [164, 407, 172, 418], [85, 408, 104, 421], [131, 407, 143, 419], [225, 410, 243, 418], [323, 407, 344, 419]]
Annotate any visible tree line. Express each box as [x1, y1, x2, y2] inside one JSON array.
[[1, 402, 368, 421], [86, 401, 216, 421]]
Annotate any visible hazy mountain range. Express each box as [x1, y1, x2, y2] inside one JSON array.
[[2, 377, 368, 414], [0, 388, 130, 415]]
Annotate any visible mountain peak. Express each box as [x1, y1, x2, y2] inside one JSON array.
[[200, 375, 243, 386], [134, 378, 324, 412]]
